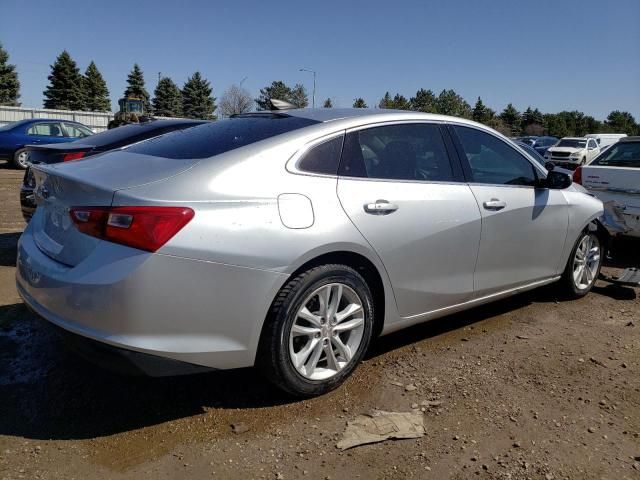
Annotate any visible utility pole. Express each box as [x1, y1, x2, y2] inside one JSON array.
[[299, 68, 316, 108]]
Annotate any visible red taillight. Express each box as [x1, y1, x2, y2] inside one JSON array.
[[62, 151, 87, 162], [573, 166, 582, 185], [70, 206, 194, 252]]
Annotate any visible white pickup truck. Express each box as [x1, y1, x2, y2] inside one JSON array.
[[574, 137, 640, 238], [545, 137, 600, 169]]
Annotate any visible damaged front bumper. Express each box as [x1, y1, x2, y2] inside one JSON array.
[[600, 200, 635, 237]]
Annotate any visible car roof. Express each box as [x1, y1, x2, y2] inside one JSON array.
[[561, 137, 587, 140], [244, 108, 484, 129]]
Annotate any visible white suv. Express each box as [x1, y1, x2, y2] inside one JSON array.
[[545, 137, 600, 169]]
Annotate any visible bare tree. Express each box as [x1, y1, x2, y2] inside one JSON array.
[[219, 84, 253, 117]]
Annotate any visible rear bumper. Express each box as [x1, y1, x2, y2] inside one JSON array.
[[16, 223, 288, 371], [41, 315, 214, 376]]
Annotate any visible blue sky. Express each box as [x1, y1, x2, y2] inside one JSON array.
[[2, 0, 639, 120]]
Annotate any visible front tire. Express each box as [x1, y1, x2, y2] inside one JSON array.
[[12, 148, 29, 169], [559, 230, 602, 298], [258, 264, 374, 397]]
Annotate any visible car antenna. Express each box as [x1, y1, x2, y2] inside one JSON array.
[[269, 99, 296, 110]]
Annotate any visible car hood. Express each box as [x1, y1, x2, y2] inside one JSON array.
[[548, 147, 583, 153]]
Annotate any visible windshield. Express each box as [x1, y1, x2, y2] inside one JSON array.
[[591, 142, 640, 168], [557, 139, 586, 148]]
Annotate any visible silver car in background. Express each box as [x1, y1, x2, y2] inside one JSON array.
[[16, 109, 605, 397]]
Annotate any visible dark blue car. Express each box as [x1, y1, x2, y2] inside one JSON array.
[[0, 118, 93, 169]]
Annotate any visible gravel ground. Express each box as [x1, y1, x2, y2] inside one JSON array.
[[0, 160, 638, 480]]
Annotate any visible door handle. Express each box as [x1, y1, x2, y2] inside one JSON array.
[[364, 199, 399, 215], [483, 199, 507, 211]]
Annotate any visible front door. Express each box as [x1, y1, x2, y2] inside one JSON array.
[[450, 125, 569, 297], [336, 122, 481, 318]]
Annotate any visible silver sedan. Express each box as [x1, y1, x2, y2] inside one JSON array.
[[16, 109, 605, 396]]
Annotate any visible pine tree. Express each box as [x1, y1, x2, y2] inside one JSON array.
[[472, 97, 490, 123], [323, 98, 333, 108], [0, 42, 20, 106], [378, 92, 393, 109], [153, 77, 182, 117], [43, 51, 85, 110], [435, 89, 471, 118], [123, 63, 151, 112], [499, 103, 521, 134], [290, 84, 308, 108], [410, 89, 437, 113], [352, 98, 367, 108], [83, 61, 110, 112], [182, 72, 216, 120], [391, 93, 410, 110]]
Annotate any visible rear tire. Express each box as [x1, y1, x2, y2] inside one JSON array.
[[559, 230, 602, 298], [257, 264, 374, 397], [12, 148, 29, 169]]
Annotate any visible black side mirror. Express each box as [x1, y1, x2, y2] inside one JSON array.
[[544, 170, 572, 189], [545, 161, 555, 171]]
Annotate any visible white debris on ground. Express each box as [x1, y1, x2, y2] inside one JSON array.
[[337, 410, 425, 450]]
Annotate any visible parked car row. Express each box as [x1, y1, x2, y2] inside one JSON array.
[[15, 107, 611, 397]]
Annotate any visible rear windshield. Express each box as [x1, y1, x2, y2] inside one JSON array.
[[126, 115, 320, 159], [591, 142, 640, 168], [76, 122, 200, 148]]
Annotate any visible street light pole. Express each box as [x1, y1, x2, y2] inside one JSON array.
[[299, 68, 316, 108]]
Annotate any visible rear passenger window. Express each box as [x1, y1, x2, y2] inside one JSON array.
[[297, 135, 344, 175], [339, 123, 454, 182], [454, 126, 538, 186]]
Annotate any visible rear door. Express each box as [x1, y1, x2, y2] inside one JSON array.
[[26, 122, 67, 144], [336, 122, 481, 318], [450, 125, 569, 297]]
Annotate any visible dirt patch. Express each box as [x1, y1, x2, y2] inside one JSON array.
[[0, 161, 638, 479]]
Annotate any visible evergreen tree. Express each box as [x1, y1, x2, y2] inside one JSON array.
[[182, 71, 216, 120], [43, 50, 85, 110], [605, 110, 638, 135], [472, 97, 490, 123], [391, 93, 410, 110], [499, 103, 521, 134], [123, 63, 151, 112], [290, 83, 308, 108], [255, 81, 294, 110], [323, 98, 333, 108], [0, 42, 20, 106], [435, 89, 471, 118], [352, 98, 367, 108], [409, 88, 437, 113], [82, 61, 110, 112], [378, 92, 393, 109], [153, 77, 182, 117]]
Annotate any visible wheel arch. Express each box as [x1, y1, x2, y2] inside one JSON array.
[[260, 248, 391, 352]]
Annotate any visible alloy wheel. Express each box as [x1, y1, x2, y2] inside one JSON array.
[[572, 234, 600, 290], [288, 283, 365, 381], [16, 150, 29, 169]]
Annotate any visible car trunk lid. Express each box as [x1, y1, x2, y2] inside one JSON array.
[[30, 151, 200, 266]]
